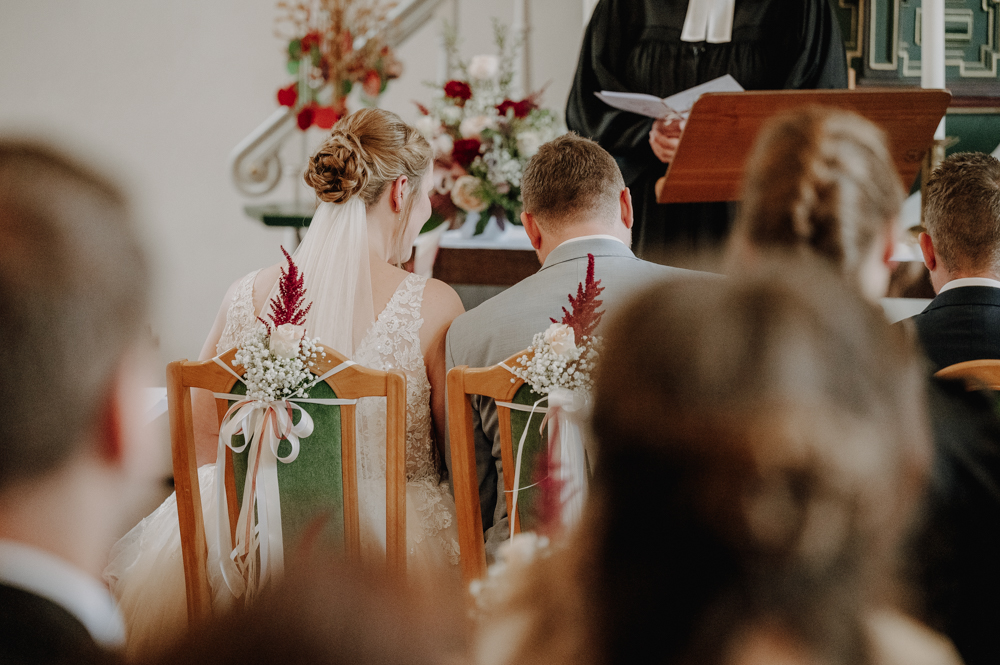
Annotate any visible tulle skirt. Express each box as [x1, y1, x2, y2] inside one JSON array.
[[105, 464, 460, 658]]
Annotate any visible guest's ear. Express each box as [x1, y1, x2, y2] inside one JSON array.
[[522, 211, 543, 250], [95, 349, 152, 474], [620, 187, 634, 230], [919, 232, 937, 271]]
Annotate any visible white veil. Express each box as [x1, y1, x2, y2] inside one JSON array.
[[267, 199, 375, 358]]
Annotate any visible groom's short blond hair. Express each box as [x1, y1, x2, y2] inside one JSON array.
[[521, 133, 625, 229], [0, 141, 149, 489]]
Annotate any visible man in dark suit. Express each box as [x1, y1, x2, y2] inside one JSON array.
[[0, 142, 150, 663], [446, 134, 705, 560], [909, 152, 1000, 371]]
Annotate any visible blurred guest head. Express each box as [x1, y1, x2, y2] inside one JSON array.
[[479, 259, 932, 665], [919, 152, 1000, 292], [144, 555, 466, 665], [519, 133, 633, 262], [727, 108, 904, 302], [0, 140, 150, 600]]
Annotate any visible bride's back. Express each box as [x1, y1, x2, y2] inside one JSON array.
[[198, 108, 462, 462]]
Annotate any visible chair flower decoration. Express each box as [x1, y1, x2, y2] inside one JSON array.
[[215, 248, 353, 603], [505, 255, 605, 538]]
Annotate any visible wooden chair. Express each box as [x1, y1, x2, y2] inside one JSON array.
[[447, 349, 549, 585], [935, 359, 1000, 391], [167, 344, 406, 624]]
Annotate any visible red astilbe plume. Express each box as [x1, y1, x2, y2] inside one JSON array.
[[551, 253, 605, 339], [258, 246, 312, 333]]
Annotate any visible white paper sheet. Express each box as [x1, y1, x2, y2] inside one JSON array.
[[595, 74, 744, 119]]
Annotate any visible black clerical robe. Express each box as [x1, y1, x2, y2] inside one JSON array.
[[567, 0, 848, 258]]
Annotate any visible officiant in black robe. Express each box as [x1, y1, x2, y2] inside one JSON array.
[[566, 0, 848, 259]]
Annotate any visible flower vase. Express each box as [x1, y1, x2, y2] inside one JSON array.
[[459, 211, 521, 241]]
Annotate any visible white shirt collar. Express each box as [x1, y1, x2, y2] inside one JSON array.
[[0, 540, 126, 648], [681, 0, 736, 44], [938, 277, 1000, 293], [554, 234, 626, 249]]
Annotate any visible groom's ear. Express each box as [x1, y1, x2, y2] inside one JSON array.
[[620, 187, 634, 230], [522, 211, 543, 250]]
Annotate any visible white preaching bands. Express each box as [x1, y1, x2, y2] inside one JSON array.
[[681, 0, 736, 44]]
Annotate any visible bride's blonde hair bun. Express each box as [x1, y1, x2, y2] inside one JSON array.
[[305, 130, 371, 204], [304, 108, 432, 209]]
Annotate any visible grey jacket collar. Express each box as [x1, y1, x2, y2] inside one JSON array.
[[540, 238, 638, 271]]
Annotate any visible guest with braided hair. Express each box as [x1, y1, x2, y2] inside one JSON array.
[[725, 106, 903, 303]]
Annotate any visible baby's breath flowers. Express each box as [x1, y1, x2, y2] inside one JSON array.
[[511, 253, 605, 395], [235, 324, 326, 402], [510, 325, 600, 395]]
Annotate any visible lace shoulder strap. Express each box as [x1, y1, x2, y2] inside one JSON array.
[[216, 269, 262, 356], [393, 273, 427, 320]]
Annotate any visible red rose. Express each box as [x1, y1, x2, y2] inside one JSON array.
[[362, 69, 382, 97], [444, 80, 472, 103], [497, 98, 535, 119], [452, 138, 481, 167], [313, 106, 339, 129], [277, 82, 298, 107], [297, 105, 315, 130], [300, 31, 322, 52]]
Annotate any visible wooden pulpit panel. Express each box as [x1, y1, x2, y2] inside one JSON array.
[[656, 89, 952, 204]]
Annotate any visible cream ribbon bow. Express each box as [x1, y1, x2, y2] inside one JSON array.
[[680, 0, 736, 44]]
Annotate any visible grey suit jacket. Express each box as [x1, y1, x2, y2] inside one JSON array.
[[445, 237, 703, 559]]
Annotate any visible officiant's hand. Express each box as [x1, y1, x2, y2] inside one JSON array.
[[649, 117, 684, 163]]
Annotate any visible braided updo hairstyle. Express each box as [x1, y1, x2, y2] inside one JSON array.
[[730, 107, 904, 280], [304, 108, 432, 255]]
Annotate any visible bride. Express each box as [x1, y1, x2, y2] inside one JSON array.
[[106, 108, 465, 655]]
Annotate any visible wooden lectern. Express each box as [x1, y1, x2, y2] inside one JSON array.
[[655, 89, 952, 204]]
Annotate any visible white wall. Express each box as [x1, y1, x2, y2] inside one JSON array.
[[0, 0, 584, 373]]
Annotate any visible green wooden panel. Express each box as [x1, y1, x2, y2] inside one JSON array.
[[229, 379, 346, 553], [945, 113, 1000, 156], [865, 0, 1000, 82], [506, 384, 549, 533]]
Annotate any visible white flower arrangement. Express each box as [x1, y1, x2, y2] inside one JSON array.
[[234, 323, 326, 402]]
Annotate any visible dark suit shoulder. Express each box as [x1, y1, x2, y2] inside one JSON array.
[[909, 287, 1000, 370], [0, 584, 107, 665]]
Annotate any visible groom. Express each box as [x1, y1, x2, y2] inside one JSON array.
[[0, 142, 152, 662], [446, 133, 703, 559]]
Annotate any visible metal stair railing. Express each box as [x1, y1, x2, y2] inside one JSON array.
[[229, 0, 448, 197]]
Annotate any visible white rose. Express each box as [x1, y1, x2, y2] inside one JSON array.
[[440, 105, 462, 126], [450, 175, 488, 213], [269, 323, 304, 359], [468, 54, 499, 80], [459, 115, 495, 139], [415, 115, 437, 137], [498, 532, 549, 567], [544, 323, 576, 356], [431, 133, 454, 158], [516, 131, 542, 158]]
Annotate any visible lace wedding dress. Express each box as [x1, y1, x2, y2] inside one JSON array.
[[106, 270, 460, 656]]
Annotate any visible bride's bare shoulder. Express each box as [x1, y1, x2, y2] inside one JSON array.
[[421, 277, 465, 326], [251, 263, 282, 313]]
